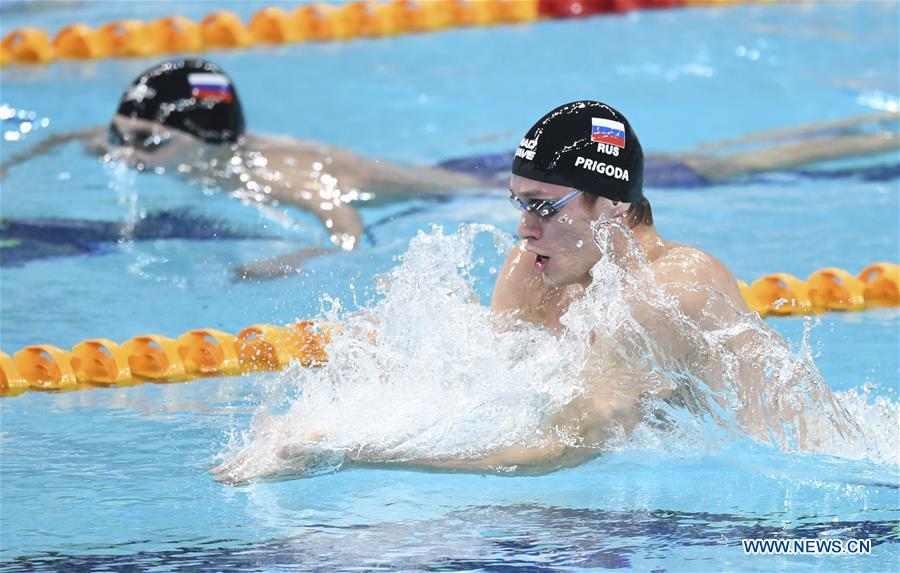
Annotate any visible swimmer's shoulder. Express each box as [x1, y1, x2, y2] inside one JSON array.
[[650, 243, 747, 311]]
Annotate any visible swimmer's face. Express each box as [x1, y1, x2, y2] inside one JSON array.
[[106, 115, 205, 172], [512, 174, 627, 288]]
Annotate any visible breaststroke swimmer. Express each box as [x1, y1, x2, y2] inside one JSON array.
[[438, 111, 900, 187], [213, 101, 857, 485], [0, 58, 486, 279]]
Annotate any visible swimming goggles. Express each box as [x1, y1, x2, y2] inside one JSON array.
[[509, 188, 584, 218], [107, 123, 173, 153]]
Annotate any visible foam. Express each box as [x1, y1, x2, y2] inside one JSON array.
[[217, 224, 897, 483]]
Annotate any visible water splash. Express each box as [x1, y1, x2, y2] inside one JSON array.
[[218, 224, 897, 483]]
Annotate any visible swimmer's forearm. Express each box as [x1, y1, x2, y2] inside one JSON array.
[[344, 442, 590, 476], [1, 126, 105, 175], [685, 131, 900, 181], [269, 186, 364, 250], [687, 111, 900, 153]]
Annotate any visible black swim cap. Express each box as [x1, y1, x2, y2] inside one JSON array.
[[114, 59, 245, 145], [512, 101, 644, 204]]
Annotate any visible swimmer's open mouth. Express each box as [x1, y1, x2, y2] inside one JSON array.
[[535, 254, 550, 271]]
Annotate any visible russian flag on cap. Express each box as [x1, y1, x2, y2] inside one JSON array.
[[188, 73, 234, 103], [591, 118, 626, 148]]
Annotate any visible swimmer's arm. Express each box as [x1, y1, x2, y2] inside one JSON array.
[[491, 242, 533, 313], [343, 381, 642, 475], [233, 183, 364, 280], [359, 159, 489, 192], [268, 153, 366, 249], [683, 130, 900, 181], [266, 136, 488, 192], [0, 126, 106, 177], [318, 145, 489, 193], [233, 247, 335, 281], [686, 111, 900, 153], [490, 241, 556, 327], [345, 443, 584, 475]]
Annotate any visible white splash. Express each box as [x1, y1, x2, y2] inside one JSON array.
[[217, 224, 897, 483]]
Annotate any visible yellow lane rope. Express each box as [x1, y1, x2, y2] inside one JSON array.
[[0, 0, 783, 68], [1, 262, 896, 397]]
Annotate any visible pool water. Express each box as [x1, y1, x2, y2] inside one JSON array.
[[1, 1, 898, 571]]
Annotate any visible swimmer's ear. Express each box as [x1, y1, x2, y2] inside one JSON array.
[[610, 201, 630, 219]]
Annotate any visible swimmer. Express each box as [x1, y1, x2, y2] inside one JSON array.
[[214, 101, 858, 484], [438, 111, 900, 187], [0, 59, 485, 279]]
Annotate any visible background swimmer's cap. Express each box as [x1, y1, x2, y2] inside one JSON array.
[[511, 101, 644, 204], [114, 59, 245, 145]]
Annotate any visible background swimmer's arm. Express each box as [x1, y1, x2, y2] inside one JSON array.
[[309, 144, 489, 193], [356, 160, 489, 192], [0, 126, 106, 178], [233, 178, 364, 280], [681, 130, 899, 182], [261, 136, 488, 192], [686, 111, 899, 153]]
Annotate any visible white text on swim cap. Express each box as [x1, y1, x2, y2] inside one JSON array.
[[596, 142, 620, 157], [574, 156, 629, 181], [515, 137, 537, 161]]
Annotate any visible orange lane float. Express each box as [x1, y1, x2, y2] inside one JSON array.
[[71, 339, 133, 385], [750, 273, 815, 316], [1, 352, 28, 396], [53, 24, 104, 60], [859, 263, 900, 307], [0, 264, 896, 398], [1, 28, 53, 65], [1, 322, 335, 396], [200, 11, 252, 50], [146, 16, 204, 54], [93, 20, 153, 58], [249, 7, 299, 45], [293, 4, 350, 42], [12, 345, 78, 391], [807, 268, 867, 312]]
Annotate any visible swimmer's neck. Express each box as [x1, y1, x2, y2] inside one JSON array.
[[630, 223, 667, 263]]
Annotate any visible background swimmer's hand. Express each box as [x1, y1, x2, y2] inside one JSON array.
[[233, 247, 333, 281]]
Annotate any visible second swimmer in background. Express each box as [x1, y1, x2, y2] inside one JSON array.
[[0, 58, 486, 279]]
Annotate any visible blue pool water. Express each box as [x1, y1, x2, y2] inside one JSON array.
[[1, 1, 898, 571]]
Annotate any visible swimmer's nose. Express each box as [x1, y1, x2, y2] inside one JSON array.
[[517, 210, 542, 241]]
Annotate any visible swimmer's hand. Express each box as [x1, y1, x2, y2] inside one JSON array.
[[212, 432, 336, 485], [233, 248, 333, 281]]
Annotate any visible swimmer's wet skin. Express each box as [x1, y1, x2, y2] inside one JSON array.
[[215, 101, 868, 485]]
